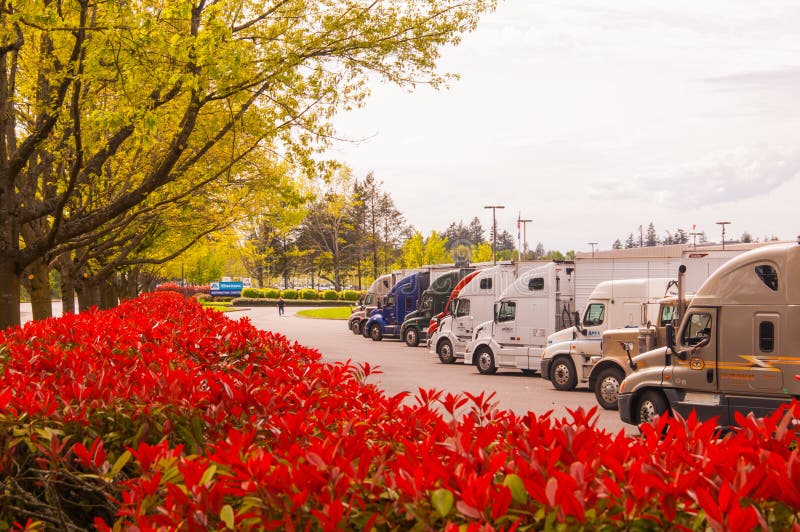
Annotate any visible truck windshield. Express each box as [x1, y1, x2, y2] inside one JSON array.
[[583, 303, 605, 326], [364, 294, 374, 305], [419, 295, 433, 311], [497, 301, 516, 322], [659, 304, 675, 326], [455, 299, 470, 317]]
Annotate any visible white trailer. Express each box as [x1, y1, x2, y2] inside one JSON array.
[[573, 242, 782, 313], [429, 262, 542, 364], [540, 278, 676, 391], [463, 263, 575, 375]]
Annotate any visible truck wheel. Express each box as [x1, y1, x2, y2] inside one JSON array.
[[475, 347, 497, 375], [351, 321, 361, 335], [437, 339, 456, 364], [636, 390, 669, 424], [404, 327, 420, 347], [369, 324, 383, 342], [550, 357, 577, 391], [594, 367, 624, 410]]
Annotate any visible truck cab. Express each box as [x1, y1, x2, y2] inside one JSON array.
[[540, 278, 675, 392], [348, 273, 397, 335], [364, 272, 431, 341], [588, 293, 692, 410], [426, 270, 481, 344], [463, 263, 575, 375], [428, 264, 521, 364], [618, 241, 800, 428], [400, 269, 472, 347]]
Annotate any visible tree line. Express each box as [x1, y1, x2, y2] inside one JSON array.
[[611, 223, 780, 249]]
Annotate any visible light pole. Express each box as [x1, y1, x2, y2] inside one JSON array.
[[588, 242, 598, 258], [484, 205, 505, 265], [716, 221, 731, 251], [518, 217, 533, 259]]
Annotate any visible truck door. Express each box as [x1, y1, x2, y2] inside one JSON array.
[[494, 301, 518, 364], [578, 301, 606, 357], [721, 313, 784, 422], [452, 298, 473, 340], [669, 307, 721, 422]]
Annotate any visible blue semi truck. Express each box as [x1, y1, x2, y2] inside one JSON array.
[[364, 271, 431, 341]]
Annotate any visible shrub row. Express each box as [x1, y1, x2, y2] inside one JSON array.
[[241, 287, 362, 301], [1, 292, 799, 530], [154, 282, 210, 296]]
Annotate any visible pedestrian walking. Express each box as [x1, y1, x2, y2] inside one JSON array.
[[278, 297, 285, 316]]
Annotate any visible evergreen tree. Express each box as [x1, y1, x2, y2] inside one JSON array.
[[625, 233, 636, 249], [612, 239, 622, 250], [496, 230, 516, 252], [468, 217, 486, 245], [645, 222, 659, 247], [443, 221, 471, 250], [534, 242, 546, 259]]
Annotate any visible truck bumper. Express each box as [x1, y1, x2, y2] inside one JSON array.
[[540, 359, 551, 381], [618, 393, 634, 424]]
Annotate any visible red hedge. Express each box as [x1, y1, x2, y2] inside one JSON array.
[[0, 292, 798, 530]]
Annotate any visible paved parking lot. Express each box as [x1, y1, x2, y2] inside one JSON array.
[[239, 305, 633, 435]]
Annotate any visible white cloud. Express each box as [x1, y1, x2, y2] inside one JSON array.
[[327, 0, 800, 251], [589, 146, 800, 208]]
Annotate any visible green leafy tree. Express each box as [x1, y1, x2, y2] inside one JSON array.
[[0, 0, 499, 328]]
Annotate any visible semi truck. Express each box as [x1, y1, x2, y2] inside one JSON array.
[[347, 273, 400, 335], [399, 268, 473, 347], [589, 291, 691, 410], [429, 263, 530, 364], [588, 246, 776, 410], [618, 240, 800, 428], [539, 278, 676, 392], [463, 262, 575, 375], [364, 271, 431, 341], [426, 270, 481, 341]]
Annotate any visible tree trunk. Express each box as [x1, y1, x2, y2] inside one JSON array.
[[60, 268, 76, 315], [77, 277, 101, 312], [54, 252, 79, 315], [0, 257, 21, 328], [118, 270, 138, 301], [23, 259, 52, 321], [100, 278, 118, 309]]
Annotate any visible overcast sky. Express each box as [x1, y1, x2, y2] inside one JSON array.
[[327, 0, 800, 253]]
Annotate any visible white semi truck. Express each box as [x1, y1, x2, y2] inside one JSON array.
[[539, 278, 676, 391], [429, 263, 531, 364], [463, 262, 575, 375]]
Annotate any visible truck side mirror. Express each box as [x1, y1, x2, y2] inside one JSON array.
[[573, 310, 586, 334], [665, 323, 675, 349]]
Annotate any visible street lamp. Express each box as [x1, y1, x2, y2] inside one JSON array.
[[588, 242, 598, 258], [518, 217, 533, 260], [484, 205, 505, 265], [716, 221, 731, 251]]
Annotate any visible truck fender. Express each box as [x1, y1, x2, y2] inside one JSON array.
[[625, 386, 681, 424], [587, 359, 626, 391], [469, 343, 492, 365]]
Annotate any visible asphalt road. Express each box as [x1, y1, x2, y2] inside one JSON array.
[[239, 305, 633, 435]]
